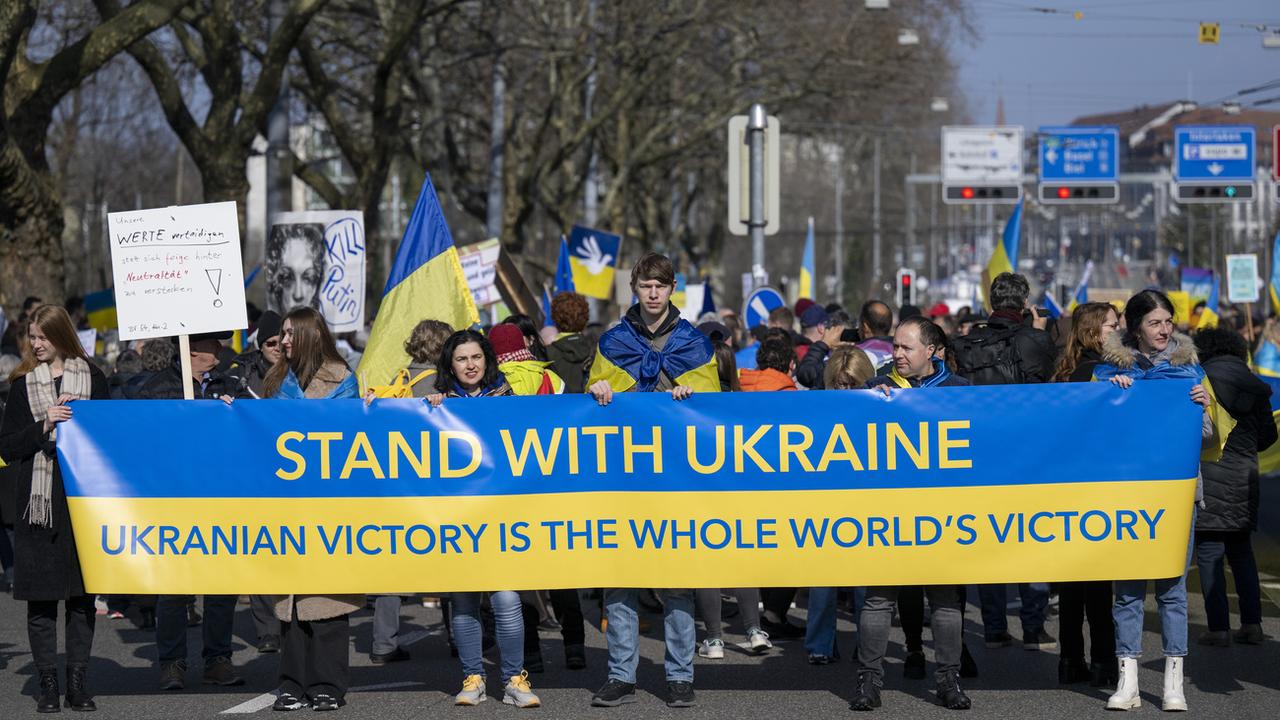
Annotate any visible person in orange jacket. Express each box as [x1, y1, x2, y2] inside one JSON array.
[[738, 329, 797, 392]]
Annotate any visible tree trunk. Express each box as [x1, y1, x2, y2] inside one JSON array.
[[0, 140, 67, 308], [0, 214, 67, 310], [198, 160, 252, 251]]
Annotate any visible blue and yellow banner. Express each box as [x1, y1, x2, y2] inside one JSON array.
[[57, 383, 1202, 594]]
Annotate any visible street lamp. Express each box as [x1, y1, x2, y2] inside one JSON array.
[[931, 97, 949, 112], [898, 28, 920, 45]]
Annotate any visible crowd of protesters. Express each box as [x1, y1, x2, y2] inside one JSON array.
[[0, 252, 1274, 714]]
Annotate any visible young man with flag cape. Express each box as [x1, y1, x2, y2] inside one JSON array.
[[585, 252, 717, 710]]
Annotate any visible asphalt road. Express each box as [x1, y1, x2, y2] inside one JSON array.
[[3, 492, 1280, 719]]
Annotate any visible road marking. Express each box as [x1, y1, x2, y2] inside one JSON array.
[[221, 693, 276, 714], [221, 681, 426, 713]]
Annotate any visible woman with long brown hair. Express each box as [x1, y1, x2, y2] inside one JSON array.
[[263, 307, 360, 711], [263, 306, 358, 400], [0, 305, 109, 712], [1052, 302, 1121, 688]]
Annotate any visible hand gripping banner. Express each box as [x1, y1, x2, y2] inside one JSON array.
[[57, 382, 1202, 594]]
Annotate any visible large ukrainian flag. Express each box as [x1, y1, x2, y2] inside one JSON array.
[[982, 201, 1022, 308], [358, 175, 479, 389], [799, 216, 815, 299]]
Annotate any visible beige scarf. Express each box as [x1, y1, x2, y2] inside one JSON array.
[[25, 357, 92, 527]]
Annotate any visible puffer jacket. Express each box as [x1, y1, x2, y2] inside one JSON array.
[[1197, 354, 1277, 531]]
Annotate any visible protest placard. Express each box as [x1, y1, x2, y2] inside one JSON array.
[[457, 238, 502, 306], [267, 210, 367, 332], [107, 201, 247, 341]]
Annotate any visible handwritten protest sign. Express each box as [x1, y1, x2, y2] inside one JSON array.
[[267, 211, 366, 332], [458, 238, 502, 307], [107, 202, 247, 341]]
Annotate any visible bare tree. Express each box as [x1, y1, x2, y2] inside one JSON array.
[[95, 0, 329, 244], [0, 0, 185, 307]]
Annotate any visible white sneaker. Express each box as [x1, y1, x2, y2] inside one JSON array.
[[1106, 657, 1141, 710], [1162, 656, 1187, 712], [698, 638, 725, 659], [455, 674, 486, 705], [747, 628, 773, 654], [503, 671, 540, 708]]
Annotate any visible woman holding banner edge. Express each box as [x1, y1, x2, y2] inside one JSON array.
[[425, 329, 542, 709], [1091, 289, 1213, 712], [1052, 302, 1121, 688], [262, 306, 363, 712], [0, 305, 109, 712]]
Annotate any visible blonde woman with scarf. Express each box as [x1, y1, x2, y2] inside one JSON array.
[[0, 305, 108, 713]]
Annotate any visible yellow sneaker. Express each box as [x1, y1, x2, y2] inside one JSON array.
[[455, 674, 486, 705], [503, 670, 541, 708]]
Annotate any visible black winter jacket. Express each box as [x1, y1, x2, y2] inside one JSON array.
[[0, 364, 109, 601], [545, 333, 595, 394], [1198, 355, 1277, 531]]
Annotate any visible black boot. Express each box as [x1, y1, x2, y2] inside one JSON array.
[[1058, 657, 1090, 685], [935, 671, 972, 710], [65, 664, 96, 712], [1089, 659, 1118, 688], [36, 668, 60, 713]]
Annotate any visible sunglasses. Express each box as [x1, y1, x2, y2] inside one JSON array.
[[262, 339, 280, 348]]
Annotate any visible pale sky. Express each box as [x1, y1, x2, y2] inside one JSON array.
[[958, 0, 1280, 128]]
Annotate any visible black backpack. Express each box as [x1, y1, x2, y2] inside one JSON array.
[[952, 322, 1024, 386]]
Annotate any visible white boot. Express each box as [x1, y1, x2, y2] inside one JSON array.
[[1106, 657, 1141, 710], [1162, 656, 1187, 712]]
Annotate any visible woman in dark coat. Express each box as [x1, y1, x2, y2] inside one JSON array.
[[0, 305, 109, 712], [1192, 327, 1276, 647]]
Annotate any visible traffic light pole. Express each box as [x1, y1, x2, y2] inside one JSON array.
[[749, 104, 767, 290]]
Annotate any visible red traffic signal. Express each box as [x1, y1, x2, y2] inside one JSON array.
[[1057, 186, 1071, 199], [961, 187, 975, 200]]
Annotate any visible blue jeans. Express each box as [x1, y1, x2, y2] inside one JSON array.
[[1114, 524, 1194, 658], [978, 583, 1049, 637], [452, 591, 523, 680], [1195, 530, 1262, 631], [156, 595, 235, 665], [605, 588, 695, 683], [804, 587, 864, 657]]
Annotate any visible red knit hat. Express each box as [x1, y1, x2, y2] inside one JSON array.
[[489, 323, 533, 363], [795, 297, 816, 318]]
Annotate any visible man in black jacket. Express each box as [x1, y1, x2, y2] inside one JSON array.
[[1193, 328, 1276, 646], [952, 272, 1057, 652], [138, 332, 248, 690]]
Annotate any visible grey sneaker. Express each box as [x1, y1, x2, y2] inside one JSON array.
[[455, 674, 486, 706], [202, 656, 244, 686], [502, 671, 540, 708], [747, 628, 773, 654], [698, 638, 725, 659], [159, 661, 186, 691], [1233, 624, 1265, 645]]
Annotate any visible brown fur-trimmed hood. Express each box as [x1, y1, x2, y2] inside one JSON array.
[[1100, 330, 1199, 369]]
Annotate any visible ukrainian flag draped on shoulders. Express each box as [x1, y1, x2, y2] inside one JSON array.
[[590, 303, 718, 393], [358, 174, 479, 390]]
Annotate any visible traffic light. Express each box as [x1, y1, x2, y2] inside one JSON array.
[[1037, 183, 1119, 205], [896, 268, 916, 307], [1174, 182, 1255, 203], [942, 184, 1022, 205]]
